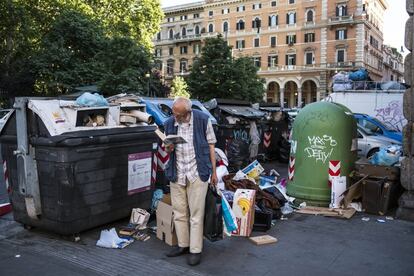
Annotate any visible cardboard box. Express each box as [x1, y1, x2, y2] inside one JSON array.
[[232, 189, 256, 237], [249, 235, 278, 245], [330, 176, 347, 209], [156, 194, 178, 246], [241, 160, 264, 179]]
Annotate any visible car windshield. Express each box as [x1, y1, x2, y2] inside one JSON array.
[[372, 118, 398, 132], [358, 125, 375, 136]]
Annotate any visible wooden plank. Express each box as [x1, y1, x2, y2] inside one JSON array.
[[249, 235, 278, 245]]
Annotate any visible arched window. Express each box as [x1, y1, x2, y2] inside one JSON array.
[[223, 21, 229, 32], [270, 15, 278, 26], [195, 25, 200, 35], [337, 4, 347, 16], [236, 19, 245, 30], [252, 17, 261, 28], [287, 12, 296, 25], [306, 10, 314, 22], [208, 23, 214, 33], [182, 27, 187, 37], [169, 29, 174, 39]]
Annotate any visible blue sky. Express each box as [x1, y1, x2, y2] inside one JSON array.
[[161, 0, 407, 52]]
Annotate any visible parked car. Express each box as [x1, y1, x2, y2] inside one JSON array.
[[354, 113, 402, 142], [357, 126, 401, 158]]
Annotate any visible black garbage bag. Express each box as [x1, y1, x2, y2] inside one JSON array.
[[263, 186, 287, 206], [204, 185, 223, 242]]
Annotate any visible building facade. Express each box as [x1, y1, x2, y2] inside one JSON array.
[[381, 44, 404, 82], [154, 0, 388, 107]]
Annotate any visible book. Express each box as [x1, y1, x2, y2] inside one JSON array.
[[155, 129, 187, 144]]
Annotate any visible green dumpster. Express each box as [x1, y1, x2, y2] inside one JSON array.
[[286, 102, 357, 206]]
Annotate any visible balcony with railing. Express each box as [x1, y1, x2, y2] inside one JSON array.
[[328, 14, 354, 26]]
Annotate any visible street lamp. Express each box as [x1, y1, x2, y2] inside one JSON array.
[[145, 72, 151, 97]]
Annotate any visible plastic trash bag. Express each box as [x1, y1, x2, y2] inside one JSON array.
[[96, 228, 134, 249], [281, 203, 294, 215], [249, 121, 260, 160], [76, 92, 108, 107], [370, 145, 402, 166], [151, 189, 164, 212], [221, 195, 238, 233], [204, 185, 223, 242], [349, 68, 368, 81]]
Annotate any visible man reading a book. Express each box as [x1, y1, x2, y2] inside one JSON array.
[[164, 97, 217, 266]]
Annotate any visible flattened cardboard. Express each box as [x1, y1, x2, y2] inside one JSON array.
[[232, 189, 256, 237], [156, 194, 178, 246], [249, 235, 278, 245], [296, 206, 356, 219]]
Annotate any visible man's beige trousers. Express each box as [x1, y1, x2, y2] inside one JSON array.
[[170, 177, 208, 253]]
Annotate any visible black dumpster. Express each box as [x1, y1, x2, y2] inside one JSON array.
[[258, 103, 291, 163], [0, 98, 157, 235], [204, 99, 266, 172]]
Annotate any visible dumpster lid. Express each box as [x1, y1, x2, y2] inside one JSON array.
[[0, 109, 14, 134], [217, 105, 265, 119], [27, 99, 150, 136]]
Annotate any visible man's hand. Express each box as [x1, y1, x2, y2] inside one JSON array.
[[210, 171, 218, 186], [164, 143, 175, 153]]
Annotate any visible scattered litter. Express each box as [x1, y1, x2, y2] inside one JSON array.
[[385, 216, 394, 220], [370, 145, 402, 166], [241, 160, 264, 179], [15, 255, 21, 258], [330, 176, 347, 209], [376, 219, 386, 223], [96, 228, 134, 249], [249, 235, 278, 246], [129, 208, 150, 230], [281, 202, 294, 215], [296, 206, 356, 219], [133, 231, 150, 242], [233, 170, 248, 181], [299, 202, 307, 208], [280, 216, 288, 221], [361, 217, 370, 222], [349, 202, 363, 212]]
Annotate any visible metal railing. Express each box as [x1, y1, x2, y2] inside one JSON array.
[[329, 14, 354, 24]]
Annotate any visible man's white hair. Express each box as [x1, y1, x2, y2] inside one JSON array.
[[173, 97, 192, 111]]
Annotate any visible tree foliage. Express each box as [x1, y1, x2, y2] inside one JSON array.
[[170, 76, 190, 98], [0, 0, 164, 98], [187, 35, 265, 103]]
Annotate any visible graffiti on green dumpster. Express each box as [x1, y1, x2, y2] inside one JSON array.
[[304, 135, 337, 163]]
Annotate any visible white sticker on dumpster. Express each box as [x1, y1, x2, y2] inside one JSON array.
[[128, 152, 152, 195]]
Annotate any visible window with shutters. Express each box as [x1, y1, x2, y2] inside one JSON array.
[[286, 54, 296, 66], [222, 8, 230, 14], [155, 48, 162, 57], [194, 13, 200, 18], [236, 40, 245, 49], [237, 5, 245, 12], [182, 27, 187, 37], [337, 49, 346, 62], [305, 52, 314, 65], [208, 23, 214, 33], [253, 57, 261, 68], [223, 22, 229, 32], [268, 55, 278, 68], [180, 46, 188, 54], [286, 34, 296, 45], [287, 12, 296, 25], [335, 29, 347, 40], [169, 29, 174, 39], [236, 19, 245, 30], [271, 1, 277, 7], [195, 25, 200, 35], [269, 15, 278, 27], [180, 60, 187, 73], [270, 36, 277, 47], [180, 15, 188, 21], [253, 3, 262, 10], [167, 60, 175, 75], [168, 17, 174, 23], [169, 47, 174, 56], [252, 17, 261, 28], [193, 44, 201, 55], [254, 38, 260, 47], [306, 10, 314, 22], [336, 4, 347, 16], [304, 33, 315, 43]]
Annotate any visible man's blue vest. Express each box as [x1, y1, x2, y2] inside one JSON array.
[[164, 109, 212, 183]]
